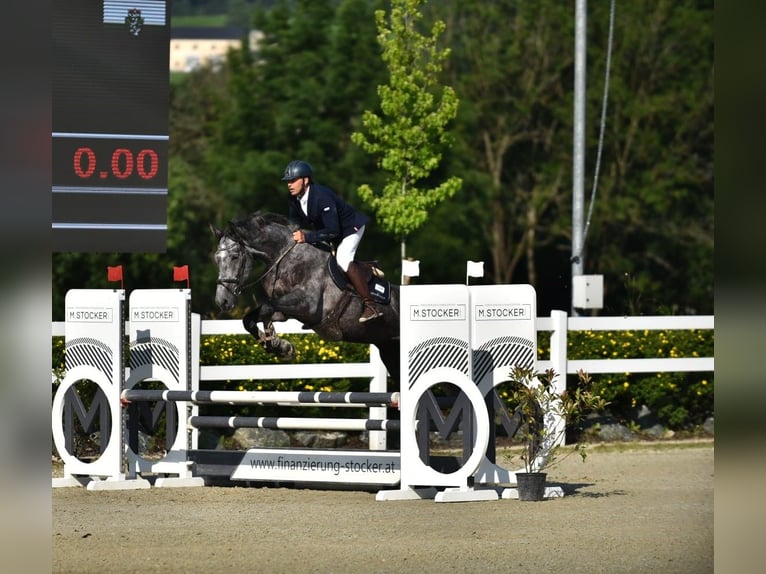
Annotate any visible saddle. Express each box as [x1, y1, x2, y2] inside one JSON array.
[[327, 257, 391, 305]]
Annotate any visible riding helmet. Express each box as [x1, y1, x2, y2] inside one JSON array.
[[281, 160, 313, 181]]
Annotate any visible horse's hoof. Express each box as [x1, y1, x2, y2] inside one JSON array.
[[280, 341, 295, 361]]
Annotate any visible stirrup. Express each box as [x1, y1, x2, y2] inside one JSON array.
[[359, 302, 382, 323]]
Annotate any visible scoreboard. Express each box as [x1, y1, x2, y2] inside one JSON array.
[[52, 0, 171, 252]]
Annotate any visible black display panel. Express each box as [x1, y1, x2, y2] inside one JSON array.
[[52, 0, 171, 252]]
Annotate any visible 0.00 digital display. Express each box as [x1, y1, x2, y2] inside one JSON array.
[[53, 136, 168, 189]]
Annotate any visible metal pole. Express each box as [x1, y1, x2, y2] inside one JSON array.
[[572, 0, 587, 315]]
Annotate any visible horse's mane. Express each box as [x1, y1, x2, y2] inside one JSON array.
[[255, 211, 293, 227], [229, 211, 296, 231]]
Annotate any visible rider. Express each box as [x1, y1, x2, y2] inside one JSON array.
[[282, 160, 383, 323]]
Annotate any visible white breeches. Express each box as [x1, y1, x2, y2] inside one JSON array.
[[336, 226, 365, 272]]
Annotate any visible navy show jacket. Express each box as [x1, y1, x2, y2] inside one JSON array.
[[287, 183, 370, 247]]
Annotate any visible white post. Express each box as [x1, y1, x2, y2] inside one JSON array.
[[190, 313, 201, 451], [549, 310, 569, 447], [367, 344, 389, 451]]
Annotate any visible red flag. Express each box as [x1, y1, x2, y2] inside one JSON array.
[[107, 265, 123, 289], [173, 265, 190, 288]]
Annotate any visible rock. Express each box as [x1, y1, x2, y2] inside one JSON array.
[[294, 431, 348, 448], [580, 413, 636, 442], [631, 404, 659, 430], [312, 432, 348, 449], [232, 428, 290, 449], [294, 431, 317, 447], [702, 416, 714, 436], [642, 424, 666, 440], [430, 431, 465, 449], [594, 423, 637, 442]]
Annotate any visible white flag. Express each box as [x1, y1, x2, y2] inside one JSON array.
[[466, 260, 484, 278], [402, 259, 420, 277]]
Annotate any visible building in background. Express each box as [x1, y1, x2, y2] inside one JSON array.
[[170, 27, 261, 72]]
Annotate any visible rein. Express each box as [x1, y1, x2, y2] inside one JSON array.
[[217, 239, 297, 297]]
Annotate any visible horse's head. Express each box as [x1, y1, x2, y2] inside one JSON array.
[[210, 223, 254, 313], [210, 213, 297, 312]]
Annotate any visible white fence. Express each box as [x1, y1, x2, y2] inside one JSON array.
[[52, 310, 714, 382], [538, 311, 714, 376], [51, 311, 714, 453], [195, 317, 389, 387]]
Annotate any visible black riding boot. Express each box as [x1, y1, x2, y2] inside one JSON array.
[[346, 262, 382, 323]]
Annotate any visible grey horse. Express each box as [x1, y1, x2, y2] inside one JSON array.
[[211, 212, 401, 384]]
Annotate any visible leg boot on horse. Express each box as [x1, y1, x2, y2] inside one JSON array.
[[346, 261, 383, 323], [243, 311, 295, 359]]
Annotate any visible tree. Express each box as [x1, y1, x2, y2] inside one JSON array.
[[439, 0, 573, 286], [52, 0, 713, 318], [351, 0, 462, 266], [207, 0, 386, 215], [431, 0, 711, 314], [581, 0, 713, 314]]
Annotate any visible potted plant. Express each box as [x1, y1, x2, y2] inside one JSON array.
[[504, 366, 608, 501]]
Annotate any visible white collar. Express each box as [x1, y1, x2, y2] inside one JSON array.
[[299, 185, 310, 213]]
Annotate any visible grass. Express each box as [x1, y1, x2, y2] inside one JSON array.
[[583, 437, 713, 454], [431, 437, 714, 458]]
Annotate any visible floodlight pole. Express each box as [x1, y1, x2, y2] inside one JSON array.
[[572, 0, 587, 316]]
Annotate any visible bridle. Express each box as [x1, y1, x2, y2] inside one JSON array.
[[215, 234, 297, 297], [215, 239, 251, 297]]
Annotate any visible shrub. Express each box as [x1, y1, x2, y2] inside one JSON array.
[[537, 328, 714, 430]]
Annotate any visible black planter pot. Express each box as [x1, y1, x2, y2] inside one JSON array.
[[516, 472, 547, 501]]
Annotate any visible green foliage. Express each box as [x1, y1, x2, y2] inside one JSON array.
[[171, 14, 228, 27], [52, 337, 65, 381], [52, 0, 713, 323], [503, 367, 608, 473], [199, 333, 370, 390], [437, 0, 574, 285], [351, 0, 462, 241], [574, 0, 714, 315], [195, 334, 373, 419], [537, 328, 714, 429]]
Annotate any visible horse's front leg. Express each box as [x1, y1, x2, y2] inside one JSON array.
[[243, 307, 267, 341], [261, 321, 295, 360], [242, 307, 295, 360]]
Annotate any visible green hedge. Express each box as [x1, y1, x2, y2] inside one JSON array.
[[545, 329, 714, 430], [52, 328, 713, 430]]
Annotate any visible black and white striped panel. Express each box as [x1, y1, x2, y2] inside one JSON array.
[[407, 336, 470, 387], [65, 337, 114, 381], [129, 336, 180, 382], [472, 336, 535, 384]]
